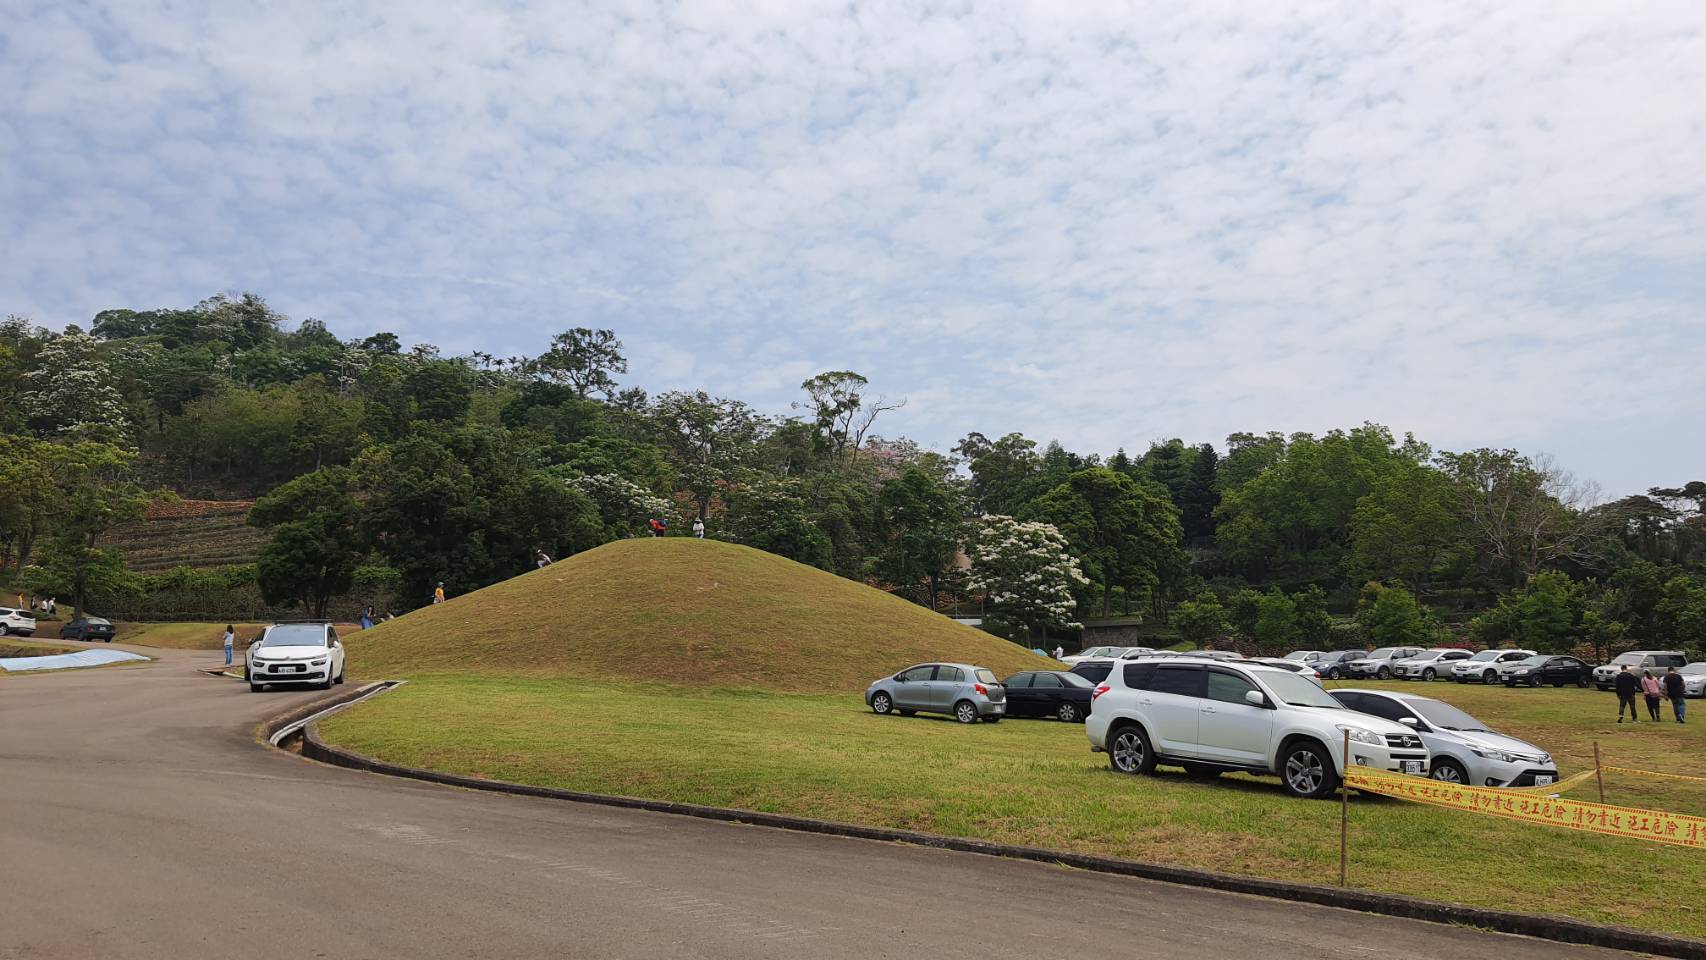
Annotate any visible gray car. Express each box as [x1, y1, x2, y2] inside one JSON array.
[[866, 663, 1007, 724], [1331, 689, 1559, 788], [1346, 646, 1426, 680]]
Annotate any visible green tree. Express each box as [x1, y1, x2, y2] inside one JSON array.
[[797, 371, 903, 464], [873, 466, 966, 609], [1468, 571, 1585, 653], [25, 442, 151, 615], [1251, 587, 1301, 654], [1031, 467, 1183, 617], [1348, 459, 1464, 589], [1357, 581, 1430, 647], [965, 515, 1089, 643], [720, 474, 833, 568], [1292, 584, 1334, 646], [249, 468, 364, 617], [1172, 592, 1229, 646], [649, 391, 761, 521], [527, 328, 627, 399], [955, 432, 1042, 516]]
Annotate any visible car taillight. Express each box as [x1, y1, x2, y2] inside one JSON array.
[[974, 683, 988, 697], [1093, 684, 1110, 700]]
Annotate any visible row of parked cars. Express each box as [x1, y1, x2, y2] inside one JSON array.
[[1285, 646, 1705, 692], [0, 607, 117, 641], [865, 653, 1563, 799]]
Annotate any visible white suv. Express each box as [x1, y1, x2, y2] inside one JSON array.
[[0, 607, 37, 637], [1086, 659, 1429, 799], [247, 622, 346, 691]]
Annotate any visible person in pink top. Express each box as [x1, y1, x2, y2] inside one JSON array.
[[1640, 670, 1664, 722]]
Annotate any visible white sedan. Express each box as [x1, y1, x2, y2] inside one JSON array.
[[1683, 663, 1706, 698], [247, 621, 346, 692]]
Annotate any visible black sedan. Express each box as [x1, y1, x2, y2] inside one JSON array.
[[1001, 670, 1096, 722], [1498, 654, 1591, 688], [58, 617, 116, 642]]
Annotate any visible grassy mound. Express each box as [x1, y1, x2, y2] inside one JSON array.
[[347, 539, 1049, 690]]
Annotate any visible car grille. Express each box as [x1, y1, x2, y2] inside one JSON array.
[[1384, 734, 1423, 749]]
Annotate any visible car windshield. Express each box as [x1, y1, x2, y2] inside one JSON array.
[[974, 669, 998, 684], [258, 624, 327, 647], [1059, 672, 1094, 688], [1283, 652, 1312, 661], [1406, 698, 1489, 732], [1260, 671, 1344, 708], [1515, 655, 1547, 666], [1611, 653, 1644, 665], [1365, 648, 1397, 659], [1465, 651, 1500, 662]]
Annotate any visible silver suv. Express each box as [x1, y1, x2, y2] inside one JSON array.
[[1593, 651, 1687, 691], [0, 607, 37, 637], [1450, 649, 1536, 684], [1086, 659, 1428, 799], [1391, 648, 1474, 681], [866, 663, 1007, 724], [1346, 646, 1426, 680]]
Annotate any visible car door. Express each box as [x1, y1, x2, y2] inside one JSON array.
[[1195, 669, 1272, 766], [1004, 673, 1035, 715], [930, 665, 965, 709], [1139, 664, 1205, 757], [1030, 672, 1065, 715], [327, 626, 343, 677], [892, 666, 934, 710]]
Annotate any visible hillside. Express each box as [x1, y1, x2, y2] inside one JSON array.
[[107, 500, 265, 572], [347, 539, 1050, 690]]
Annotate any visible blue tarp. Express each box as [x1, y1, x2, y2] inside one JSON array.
[[0, 648, 149, 672]]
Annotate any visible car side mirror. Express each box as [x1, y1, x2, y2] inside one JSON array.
[[1244, 690, 1270, 708], [1400, 717, 1419, 727], [894, 674, 907, 683]]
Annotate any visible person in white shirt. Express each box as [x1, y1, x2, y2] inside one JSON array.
[[692, 518, 705, 539], [1052, 645, 1065, 660]]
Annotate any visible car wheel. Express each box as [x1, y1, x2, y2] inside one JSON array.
[[1282, 741, 1340, 799], [249, 681, 263, 693], [320, 673, 335, 690], [982, 714, 1001, 724], [335, 668, 345, 685], [1182, 763, 1222, 779], [1422, 668, 1436, 681], [1551, 681, 1563, 688], [953, 700, 979, 724], [1109, 725, 1155, 775], [1576, 676, 1590, 688], [1327, 667, 1342, 680], [1430, 758, 1469, 784], [871, 692, 894, 715], [1377, 666, 1391, 680], [1057, 702, 1081, 723], [1483, 670, 1499, 684]]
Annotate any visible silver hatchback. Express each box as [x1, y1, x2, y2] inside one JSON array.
[[866, 663, 1007, 724]]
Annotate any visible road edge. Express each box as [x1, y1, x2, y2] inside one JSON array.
[[278, 694, 1705, 960]]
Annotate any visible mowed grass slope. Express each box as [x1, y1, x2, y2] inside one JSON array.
[[346, 538, 1051, 690]]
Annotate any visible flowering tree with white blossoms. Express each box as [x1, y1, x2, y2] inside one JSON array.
[[965, 515, 1090, 643], [21, 331, 130, 442], [566, 472, 673, 538]]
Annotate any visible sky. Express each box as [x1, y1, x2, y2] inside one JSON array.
[[3, 1, 1704, 497]]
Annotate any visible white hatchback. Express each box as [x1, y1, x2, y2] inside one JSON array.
[[247, 622, 346, 692]]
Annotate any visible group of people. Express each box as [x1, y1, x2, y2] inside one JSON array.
[[14, 593, 58, 615], [646, 517, 707, 538], [1613, 664, 1688, 723]]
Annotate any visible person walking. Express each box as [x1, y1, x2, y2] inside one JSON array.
[[433, 582, 446, 605], [692, 518, 705, 539], [222, 624, 235, 666], [536, 549, 553, 568], [360, 606, 374, 630], [1614, 664, 1641, 723], [1052, 644, 1065, 660], [1641, 669, 1664, 722], [1663, 666, 1687, 723]]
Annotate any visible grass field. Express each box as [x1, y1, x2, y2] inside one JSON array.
[[320, 675, 1706, 938]]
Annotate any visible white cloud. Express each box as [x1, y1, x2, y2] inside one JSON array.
[[3, 1, 1704, 492]]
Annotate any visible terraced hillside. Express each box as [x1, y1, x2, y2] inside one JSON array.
[[107, 500, 265, 572]]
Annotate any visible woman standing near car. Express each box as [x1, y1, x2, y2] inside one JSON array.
[[222, 625, 235, 666], [1641, 670, 1664, 722]]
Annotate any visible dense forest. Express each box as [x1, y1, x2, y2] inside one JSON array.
[[2, 295, 1702, 659]]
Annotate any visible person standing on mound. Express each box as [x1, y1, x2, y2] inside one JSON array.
[[692, 518, 705, 539], [433, 582, 446, 604]]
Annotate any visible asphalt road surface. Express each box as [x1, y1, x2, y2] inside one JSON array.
[[1, 643, 1643, 960]]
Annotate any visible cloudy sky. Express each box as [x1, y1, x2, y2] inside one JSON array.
[[4, 2, 1703, 495]]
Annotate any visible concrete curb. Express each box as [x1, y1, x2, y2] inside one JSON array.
[[285, 698, 1704, 960]]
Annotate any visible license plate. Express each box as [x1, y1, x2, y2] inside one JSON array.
[[992, 704, 1003, 713], [1535, 775, 1554, 786], [1401, 761, 1422, 775]]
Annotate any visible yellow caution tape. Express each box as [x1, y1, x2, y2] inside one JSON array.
[[1602, 765, 1706, 785], [1343, 767, 1706, 849]]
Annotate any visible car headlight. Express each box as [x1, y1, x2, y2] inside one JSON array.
[[1473, 747, 1518, 763], [1514, 669, 1530, 675], [310, 658, 328, 666], [1337, 724, 1385, 746]]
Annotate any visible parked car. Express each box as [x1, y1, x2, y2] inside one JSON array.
[[1450, 649, 1536, 684], [1087, 659, 1428, 799], [1329, 689, 1559, 787], [1115, 647, 1158, 659], [57, 617, 115, 642], [1309, 650, 1366, 680], [1681, 663, 1706, 698], [1592, 651, 1688, 691], [0, 607, 38, 637], [1059, 646, 1126, 665], [1498, 654, 1591, 688], [1390, 648, 1475, 681], [1069, 658, 1117, 684], [866, 662, 1006, 723], [1001, 670, 1096, 722], [1346, 646, 1427, 680], [246, 621, 346, 692], [1247, 658, 1326, 684], [1284, 650, 1326, 664]]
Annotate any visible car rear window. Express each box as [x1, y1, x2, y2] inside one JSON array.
[[1072, 661, 1114, 683], [974, 669, 998, 685]]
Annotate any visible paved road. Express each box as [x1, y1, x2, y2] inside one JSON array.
[[1, 644, 1642, 960]]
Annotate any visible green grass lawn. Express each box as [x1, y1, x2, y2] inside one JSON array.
[[320, 675, 1706, 938]]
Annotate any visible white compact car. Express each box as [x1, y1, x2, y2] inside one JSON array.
[[1059, 646, 1128, 666], [1331, 689, 1559, 788], [0, 607, 38, 637], [1086, 659, 1428, 799], [247, 621, 346, 692], [1682, 663, 1706, 698]]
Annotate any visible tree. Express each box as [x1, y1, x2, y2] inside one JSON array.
[[1030, 467, 1183, 616], [20, 332, 131, 441], [956, 432, 1041, 516], [1437, 448, 1612, 587], [1348, 458, 1465, 589], [528, 328, 627, 399], [249, 468, 363, 617], [565, 472, 672, 539], [1292, 584, 1334, 646], [796, 371, 903, 463], [1655, 575, 1706, 650], [964, 515, 1089, 642], [1172, 592, 1229, 646], [720, 474, 833, 568], [1178, 443, 1220, 542], [873, 466, 966, 609], [0, 435, 59, 573], [649, 391, 761, 520], [1357, 581, 1430, 647], [1468, 571, 1585, 653], [26, 442, 151, 615], [1250, 587, 1302, 655]]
